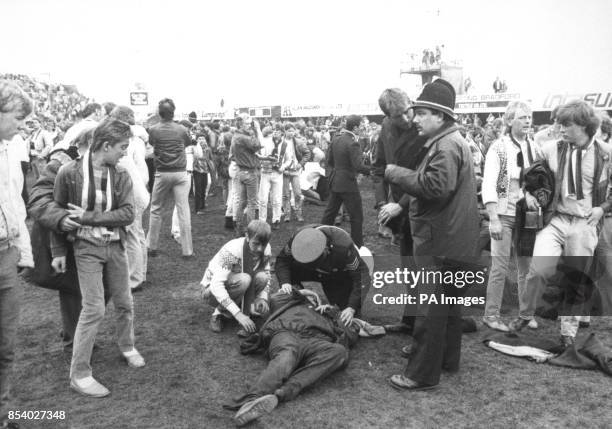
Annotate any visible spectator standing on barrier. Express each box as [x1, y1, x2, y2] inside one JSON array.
[[510, 101, 612, 347], [231, 114, 262, 236], [386, 79, 479, 391], [481, 101, 538, 332], [0, 80, 34, 429], [28, 117, 54, 179], [321, 115, 370, 248], [146, 98, 193, 258], [493, 77, 503, 93]]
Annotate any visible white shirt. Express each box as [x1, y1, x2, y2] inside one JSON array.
[[117, 135, 150, 209], [56, 117, 98, 150], [0, 139, 33, 267]]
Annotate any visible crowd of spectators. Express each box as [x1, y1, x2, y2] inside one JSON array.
[[0, 73, 92, 133]]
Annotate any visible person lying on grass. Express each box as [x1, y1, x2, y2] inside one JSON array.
[[224, 288, 359, 427], [200, 219, 272, 336]]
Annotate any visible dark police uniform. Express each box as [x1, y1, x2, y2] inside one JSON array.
[[275, 224, 370, 312]]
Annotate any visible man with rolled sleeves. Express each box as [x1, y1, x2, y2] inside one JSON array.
[[275, 224, 370, 326], [321, 115, 371, 247], [385, 79, 480, 390]]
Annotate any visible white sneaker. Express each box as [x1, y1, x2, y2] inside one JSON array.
[[482, 316, 510, 332], [527, 319, 538, 329], [70, 376, 110, 397], [122, 349, 145, 368]]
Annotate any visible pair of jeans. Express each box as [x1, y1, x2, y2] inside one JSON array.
[[193, 171, 208, 213], [321, 191, 364, 247], [258, 171, 283, 223], [232, 169, 259, 231], [484, 215, 531, 318], [70, 241, 135, 380], [125, 204, 147, 289], [147, 171, 193, 256], [282, 173, 303, 218], [522, 213, 598, 337], [0, 247, 19, 425]]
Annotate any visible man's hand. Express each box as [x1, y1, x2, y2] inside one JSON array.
[[60, 215, 81, 232], [252, 298, 269, 316], [235, 312, 256, 333], [280, 283, 293, 294], [378, 202, 402, 225], [488, 216, 503, 241], [315, 304, 334, 314], [340, 307, 355, 326], [51, 256, 67, 274], [67, 203, 85, 222], [587, 207, 605, 226], [525, 192, 540, 211]]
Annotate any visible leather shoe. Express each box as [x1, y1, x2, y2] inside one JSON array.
[[70, 376, 110, 397], [234, 394, 278, 426], [122, 349, 145, 368], [388, 374, 437, 391]]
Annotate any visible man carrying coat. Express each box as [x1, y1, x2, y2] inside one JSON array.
[[384, 79, 480, 390]]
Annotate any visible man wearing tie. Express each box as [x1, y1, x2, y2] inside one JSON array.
[[510, 100, 612, 347]]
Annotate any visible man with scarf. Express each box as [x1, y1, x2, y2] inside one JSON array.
[[51, 118, 144, 398], [510, 100, 612, 347]]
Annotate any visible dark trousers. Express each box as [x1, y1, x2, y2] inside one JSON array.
[[321, 191, 364, 247], [399, 225, 417, 329], [193, 171, 208, 212], [248, 331, 348, 402], [404, 281, 462, 386]]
